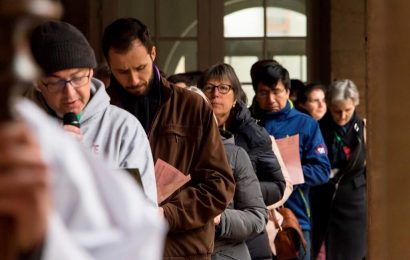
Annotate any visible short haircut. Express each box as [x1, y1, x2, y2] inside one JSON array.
[[327, 79, 360, 106], [297, 82, 327, 105], [250, 59, 290, 92], [197, 63, 247, 104], [290, 79, 305, 97], [102, 18, 154, 61]]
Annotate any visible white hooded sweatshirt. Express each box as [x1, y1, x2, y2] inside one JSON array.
[[27, 78, 157, 205], [15, 98, 166, 260]]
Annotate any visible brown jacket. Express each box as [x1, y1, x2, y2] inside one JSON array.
[[108, 75, 235, 259]]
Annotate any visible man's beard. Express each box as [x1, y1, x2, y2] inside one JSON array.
[[127, 73, 155, 96]]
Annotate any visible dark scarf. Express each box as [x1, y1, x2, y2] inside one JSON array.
[[319, 111, 366, 174], [108, 65, 162, 134]]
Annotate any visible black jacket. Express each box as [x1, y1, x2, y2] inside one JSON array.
[[311, 111, 367, 260], [228, 100, 285, 205]]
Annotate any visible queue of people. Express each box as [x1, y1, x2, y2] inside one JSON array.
[[0, 15, 367, 260]]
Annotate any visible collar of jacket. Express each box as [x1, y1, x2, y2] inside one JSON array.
[[137, 64, 172, 107], [262, 99, 293, 121], [219, 128, 235, 145], [230, 99, 253, 129]]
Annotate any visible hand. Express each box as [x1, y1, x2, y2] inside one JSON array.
[[63, 124, 83, 142], [214, 214, 221, 225], [0, 121, 50, 251]]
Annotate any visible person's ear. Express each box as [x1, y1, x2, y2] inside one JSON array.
[[233, 99, 237, 108], [150, 46, 156, 62], [34, 80, 42, 92]]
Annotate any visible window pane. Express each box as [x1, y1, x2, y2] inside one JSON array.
[[225, 39, 263, 81], [266, 38, 306, 56], [158, 0, 197, 37], [157, 40, 197, 75], [266, 7, 306, 37], [118, 0, 155, 35], [224, 7, 264, 37], [273, 55, 307, 82], [225, 39, 263, 58], [225, 39, 262, 105], [224, 56, 259, 83]]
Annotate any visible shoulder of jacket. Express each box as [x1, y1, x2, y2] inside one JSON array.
[[238, 121, 271, 147]]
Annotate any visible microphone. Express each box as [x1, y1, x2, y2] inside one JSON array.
[[63, 112, 80, 128]]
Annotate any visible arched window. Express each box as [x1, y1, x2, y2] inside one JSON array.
[[224, 0, 307, 103], [116, 0, 306, 103]]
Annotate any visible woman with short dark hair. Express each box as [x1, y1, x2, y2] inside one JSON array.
[[296, 83, 327, 121]]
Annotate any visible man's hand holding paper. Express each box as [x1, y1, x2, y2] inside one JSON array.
[[275, 134, 304, 185], [155, 159, 191, 204]]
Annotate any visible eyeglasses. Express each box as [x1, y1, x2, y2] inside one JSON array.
[[257, 87, 286, 98], [202, 83, 232, 95], [42, 69, 91, 93]]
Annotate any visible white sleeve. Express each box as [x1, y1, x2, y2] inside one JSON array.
[[16, 99, 167, 260], [43, 214, 93, 260]]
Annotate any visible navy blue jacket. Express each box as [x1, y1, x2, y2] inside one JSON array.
[[257, 101, 330, 230]]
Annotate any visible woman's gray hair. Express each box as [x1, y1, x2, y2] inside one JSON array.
[[327, 79, 360, 106]]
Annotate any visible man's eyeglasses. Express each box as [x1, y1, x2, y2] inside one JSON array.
[[42, 69, 91, 93], [202, 83, 232, 95], [256, 87, 286, 98]]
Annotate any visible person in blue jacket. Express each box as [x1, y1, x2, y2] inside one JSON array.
[[249, 59, 331, 260]]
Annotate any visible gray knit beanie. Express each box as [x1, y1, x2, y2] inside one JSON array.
[[30, 21, 97, 75]]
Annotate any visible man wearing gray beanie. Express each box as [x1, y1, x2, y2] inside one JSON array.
[[26, 21, 158, 206]]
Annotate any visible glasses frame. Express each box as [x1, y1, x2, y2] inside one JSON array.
[[42, 69, 92, 93], [256, 87, 287, 98], [202, 83, 232, 95]]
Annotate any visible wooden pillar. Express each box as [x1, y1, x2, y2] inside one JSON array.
[[367, 0, 410, 258]]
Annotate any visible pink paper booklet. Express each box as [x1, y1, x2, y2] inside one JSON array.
[[275, 134, 304, 185], [155, 158, 191, 204]]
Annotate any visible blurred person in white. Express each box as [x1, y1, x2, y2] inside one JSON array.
[[0, 98, 166, 259], [25, 21, 157, 205]]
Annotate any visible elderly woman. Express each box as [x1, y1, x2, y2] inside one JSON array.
[[198, 63, 285, 260], [311, 79, 367, 260]]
